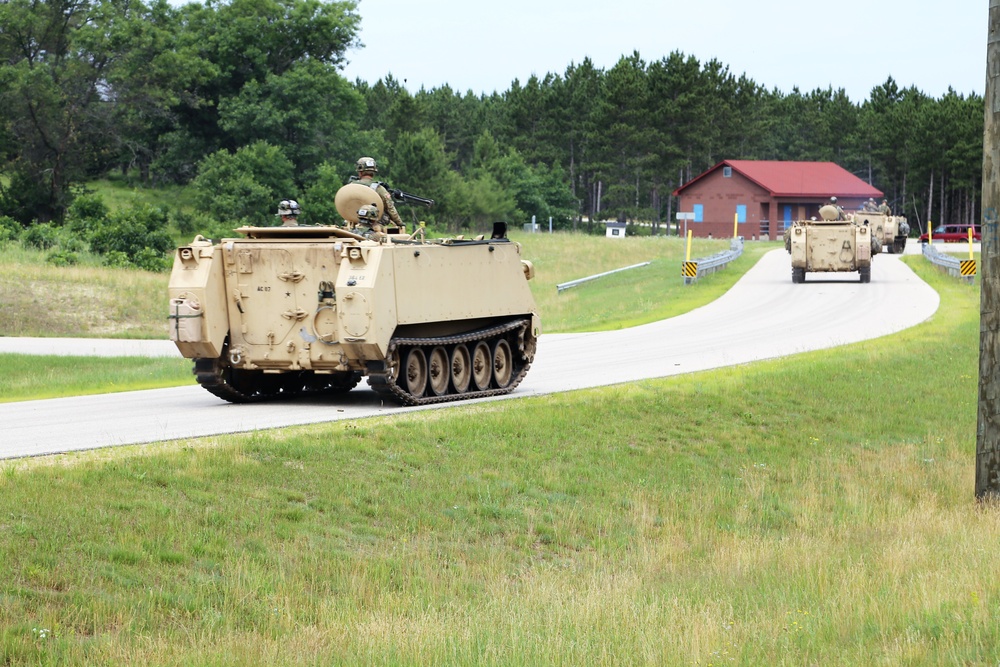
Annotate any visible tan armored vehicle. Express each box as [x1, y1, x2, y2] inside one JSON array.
[[784, 203, 880, 283], [853, 211, 909, 254], [168, 184, 540, 405]]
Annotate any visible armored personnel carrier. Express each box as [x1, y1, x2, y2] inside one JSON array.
[[168, 184, 540, 406], [784, 204, 880, 283], [853, 211, 909, 254]]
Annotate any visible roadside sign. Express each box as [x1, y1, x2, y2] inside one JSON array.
[[677, 212, 695, 238]]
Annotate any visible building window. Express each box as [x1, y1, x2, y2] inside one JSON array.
[[723, 166, 732, 178]]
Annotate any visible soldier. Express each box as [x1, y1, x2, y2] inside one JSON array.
[[276, 199, 301, 226], [356, 204, 386, 240], [863, 197, 877, 212], [878, 199, 891, 215], [355, 157, 404, 228], [829, 196, 845, 220]]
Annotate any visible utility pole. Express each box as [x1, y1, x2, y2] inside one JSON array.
[[977, 0, 1000, 500]]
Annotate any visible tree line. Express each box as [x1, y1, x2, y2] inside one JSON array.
[[0, 0, 985, 237]]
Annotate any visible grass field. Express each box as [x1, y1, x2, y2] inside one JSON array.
[[1, 255, 995, 665], [0, 244, 171, 340]]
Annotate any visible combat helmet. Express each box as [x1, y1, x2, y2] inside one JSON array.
[[356, 157, 378, 173], [276, 199, 301, 216], [356, 204, 381, 225]]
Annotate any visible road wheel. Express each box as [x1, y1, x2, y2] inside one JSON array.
[[428, 346, 450, 397], [472, 341, 492, 391], [404, 348, 428, 397], [492, 339, 513, 388], [450, 344, 472, 394]]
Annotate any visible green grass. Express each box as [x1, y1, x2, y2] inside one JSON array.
[[83, 176, 199, 214], [519, 233, 774, 332], [0, 258, 993, 665], [0, 354, 193, 403], [0, 245, 171, 339]]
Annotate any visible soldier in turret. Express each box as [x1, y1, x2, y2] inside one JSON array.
[[356, 204, 386, 241], [829, 196, 845, 220], [276, 199, 301, 226], [878, 199, 891, 215], [355, 157, 404, 229]]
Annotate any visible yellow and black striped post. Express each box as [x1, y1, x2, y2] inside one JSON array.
[[682, 261, 697, 279], [961, 259, 977, 278]]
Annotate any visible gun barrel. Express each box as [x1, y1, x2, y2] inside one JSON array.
[[391, 188, 435, 208]]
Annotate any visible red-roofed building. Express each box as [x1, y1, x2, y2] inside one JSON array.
[[672, 160, 883, 239]]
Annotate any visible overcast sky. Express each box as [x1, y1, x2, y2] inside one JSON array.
[[341, 1, 986, 103]]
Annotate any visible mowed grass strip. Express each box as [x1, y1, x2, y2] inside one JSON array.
[[0, 354, 193, 403], [0, 259, 994, 665]]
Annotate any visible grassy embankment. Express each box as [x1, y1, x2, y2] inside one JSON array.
[[0, 256, 995, 664], [0, 234, 765, 402]]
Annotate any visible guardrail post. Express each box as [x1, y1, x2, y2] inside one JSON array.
[[682, 237, 744, 285], [922, 242, 977, 284]]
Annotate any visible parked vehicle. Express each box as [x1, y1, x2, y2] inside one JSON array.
[[919, 224, 981, 243]]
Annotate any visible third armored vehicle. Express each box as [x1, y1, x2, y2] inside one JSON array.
[[168, 184, 540, 405], [784, 204, 880, 283]]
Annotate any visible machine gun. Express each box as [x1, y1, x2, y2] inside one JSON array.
[[347, 175, 435, 207], [389, 188, 434, 208]]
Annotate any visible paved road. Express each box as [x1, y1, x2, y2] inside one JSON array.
[[0, 249, 940, 459]]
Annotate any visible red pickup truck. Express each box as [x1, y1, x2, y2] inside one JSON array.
[[919, 224, 981, 243]]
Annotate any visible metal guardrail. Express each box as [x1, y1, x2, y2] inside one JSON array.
[[555, 237, 745, 293], [557, 262, 652, 293], [683, 237, 744, 285], [921, 242, 977, 284]]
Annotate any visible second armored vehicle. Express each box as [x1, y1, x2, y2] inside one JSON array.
[[168, 185, 540, 406], [854, 211, 910, 254], [784, 204, 880, 283]]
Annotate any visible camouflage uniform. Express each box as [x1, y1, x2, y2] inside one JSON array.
[[356, 204, 386, 240], [356, 157, 403, 228], [878, 200, 891, 215], [829, 197, 845, 220]]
